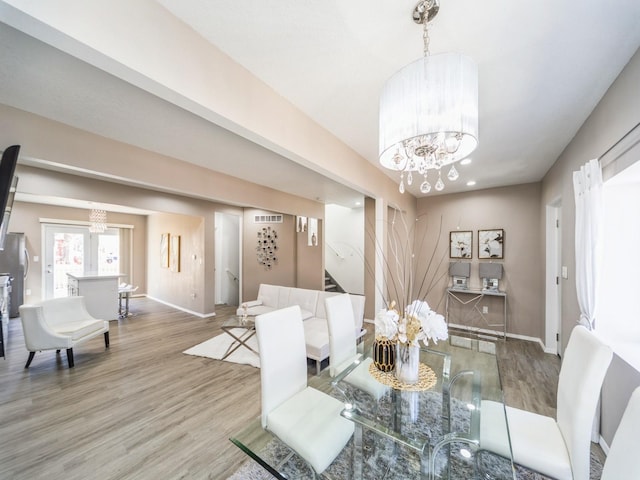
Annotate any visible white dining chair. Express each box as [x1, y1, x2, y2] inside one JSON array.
[[325, 294, 389, 401], [255, 305, 354, 477], [480, 325, 613, 480], [600, 386, 640, 479]]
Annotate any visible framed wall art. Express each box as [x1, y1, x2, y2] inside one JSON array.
[[450, 231, 472, 259], [170, 234, 181, 272], [478, 229, 504, 259], [160, 233, 169, 268]]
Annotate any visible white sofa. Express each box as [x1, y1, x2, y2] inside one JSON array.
[[19, 296, 110, 368], [238, 284, 365, 374]]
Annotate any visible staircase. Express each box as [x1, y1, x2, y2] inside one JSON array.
[[324, 271, 345, 293]]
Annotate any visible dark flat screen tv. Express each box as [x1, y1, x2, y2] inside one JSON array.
[[0, 145, 20, 251]]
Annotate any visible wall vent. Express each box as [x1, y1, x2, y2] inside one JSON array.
[[254, 214, 283, 224]]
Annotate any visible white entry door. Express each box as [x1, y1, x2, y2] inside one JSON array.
[[43, 224, 120, 299]]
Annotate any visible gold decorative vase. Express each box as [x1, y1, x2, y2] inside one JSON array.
[[373, 336, 396, 372]]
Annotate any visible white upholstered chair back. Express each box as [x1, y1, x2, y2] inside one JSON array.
[[601, 387, 640, 479], [556, 326, 613, 480], [255, 305, 307, 429], [20, 304, 72, 351], [325, 294, 357, 378]]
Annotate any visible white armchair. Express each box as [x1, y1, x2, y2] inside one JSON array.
[[255, 305, 354, 476], [480, 326, 612, 480], [19, 296, 110, 368]]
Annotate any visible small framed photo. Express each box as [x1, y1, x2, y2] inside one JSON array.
[[450, 231, 472, 259], [478, 229, 504, 259]]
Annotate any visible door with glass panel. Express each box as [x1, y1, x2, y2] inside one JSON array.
[[43, 225, 120, 299]]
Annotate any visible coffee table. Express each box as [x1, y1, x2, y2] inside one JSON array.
[[220, 316, 257, 360]]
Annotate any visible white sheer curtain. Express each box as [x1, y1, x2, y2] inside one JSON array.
[[573, 158, 603, 330], [573, 158, 604, 443]]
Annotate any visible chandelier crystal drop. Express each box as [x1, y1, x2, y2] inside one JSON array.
[[435, 171, 445, 191], [89, 208, 107, 233], [447, 164, 459, 181], [379, 0, 478, 194], [420, 177, 432, 194]]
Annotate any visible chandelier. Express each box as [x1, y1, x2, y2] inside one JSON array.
[[379, 0, 478, 194], [89, 208, 107, 233]]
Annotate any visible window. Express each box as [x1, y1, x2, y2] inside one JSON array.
[[598, 159, 640, 369], [44, 225, 120, 298]]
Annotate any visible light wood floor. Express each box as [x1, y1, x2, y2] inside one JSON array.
[[0, 297, 579, 479]]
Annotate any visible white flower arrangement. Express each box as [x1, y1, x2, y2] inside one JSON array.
[[375, 299, 448, 347]]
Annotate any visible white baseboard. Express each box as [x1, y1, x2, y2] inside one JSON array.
[[146, 295, 216, 318], [599, 435, 611, 455], [448, 322, 549, 351], [366, 319, 552, 352]]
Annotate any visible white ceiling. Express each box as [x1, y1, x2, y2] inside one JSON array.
[[2, 0, 640, 209], [155, 0, 640, 195]]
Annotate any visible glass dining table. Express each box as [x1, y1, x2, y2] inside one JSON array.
[[230, 334, 515, 479]]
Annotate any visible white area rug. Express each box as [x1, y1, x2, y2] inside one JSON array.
[[183, 329, 260, 368]]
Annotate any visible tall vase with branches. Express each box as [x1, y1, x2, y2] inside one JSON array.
[[366, 210, 449, 383]]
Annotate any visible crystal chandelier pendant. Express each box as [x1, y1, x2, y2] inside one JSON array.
[[399, 174, 405, 194], [447, 164, 459, 181], [89, 208, 107, 233], [377, 0, 478, 195], [435, 171, 445, 191], [420, 174, 431, 193]]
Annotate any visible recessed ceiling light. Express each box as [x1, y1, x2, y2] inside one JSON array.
[[466, 180, 476, 187], [460, 158, 472, 166], [355, 201, 361, 207]]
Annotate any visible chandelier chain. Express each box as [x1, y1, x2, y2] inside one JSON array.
[[423, 20, 430, 57]]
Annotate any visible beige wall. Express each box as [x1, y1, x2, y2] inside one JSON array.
[[7, 108, 339, 315], [241, 209, 324, 301], [296, 218, 324, 291], [146, 212, 214, 315], [364, 197, 376, 319], [0, 104, 326, 219], [542, 48, 640, 353], [416, 183, 543, 339], [7, 201, 147, 303], [541, 48, 640, 445], [242, 210, 296, 300], [11, 163, 333, 315], [0, 0, 414, 216]]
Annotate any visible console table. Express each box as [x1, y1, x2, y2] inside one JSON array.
[[445, 288, 507, 339]]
